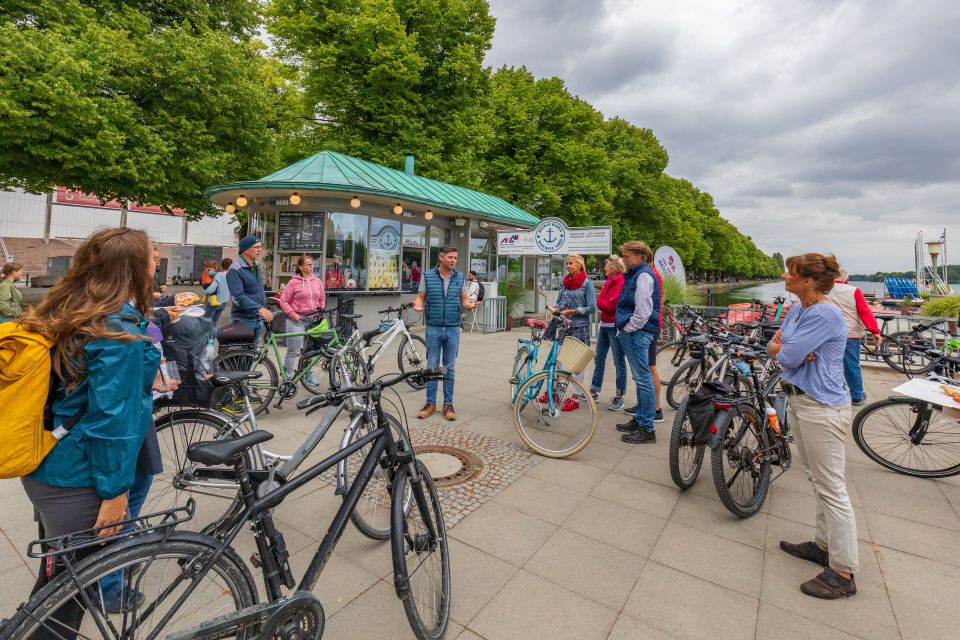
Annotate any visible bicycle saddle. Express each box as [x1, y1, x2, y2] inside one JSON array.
[[266, 297, 282, 306], [362, 327, 383, 344], [686, 334, 709, 344], [874, 313, 896, 321], [736, 321, 761, 330], [527, 318, 547, 329], [211, 370, 264, 387], [340, 313, 363, 320], [187, 430, 274, 466]]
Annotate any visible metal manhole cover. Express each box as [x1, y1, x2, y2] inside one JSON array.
[[415, 445, 484, 487]]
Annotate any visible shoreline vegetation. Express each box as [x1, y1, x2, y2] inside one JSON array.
[[850, 265, 959, 283]]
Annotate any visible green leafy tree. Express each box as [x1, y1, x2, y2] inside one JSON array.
[[0, 1, 286, 216]]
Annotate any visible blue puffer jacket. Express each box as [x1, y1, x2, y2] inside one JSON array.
[[424, 268, 465, 327], [227, 257, 266, 320], [30, 304, 160, 499]]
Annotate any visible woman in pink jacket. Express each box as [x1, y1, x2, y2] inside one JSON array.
[[279, 256, 325, 376], [590, 256, 628, 411]]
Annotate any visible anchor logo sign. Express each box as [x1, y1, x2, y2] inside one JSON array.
[[534, 219, 566, 253]]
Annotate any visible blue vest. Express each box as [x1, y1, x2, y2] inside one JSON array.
[[424, 268, 464, 327], [615, 262, 660, 334]]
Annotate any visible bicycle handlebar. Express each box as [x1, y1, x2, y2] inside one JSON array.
[[378, 302, 415, 315], [296, 366, 447, 411]]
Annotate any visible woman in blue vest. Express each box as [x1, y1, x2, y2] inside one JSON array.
[[615, 240, 661, 443], [412, 245, 477, 421], [545, 254, 597, 411]]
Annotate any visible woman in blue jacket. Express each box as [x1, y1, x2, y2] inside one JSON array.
[[19, 227, 162, 633]]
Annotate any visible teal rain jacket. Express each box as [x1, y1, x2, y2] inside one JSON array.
[[30, 304, 160, 499]]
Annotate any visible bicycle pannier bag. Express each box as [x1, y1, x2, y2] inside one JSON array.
[[159, 315, 216, 407], [217, 322, 255, 348], [686, 381, 737, 446]]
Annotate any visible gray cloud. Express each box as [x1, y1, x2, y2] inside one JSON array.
[[485, 0, 960, 272]]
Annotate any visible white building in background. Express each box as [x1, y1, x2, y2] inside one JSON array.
[[0, 187, 238, 276]]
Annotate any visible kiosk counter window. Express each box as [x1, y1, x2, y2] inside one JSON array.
[[324, 212, 368, 290]]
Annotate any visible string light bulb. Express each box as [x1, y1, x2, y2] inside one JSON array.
[[290, 193, 301, 205], [393, 203, 403, 215], [225, 202, 236, 214], [236, 195, 248, 207], [424, 210, 434, 220], [350, 195, 361, 208]]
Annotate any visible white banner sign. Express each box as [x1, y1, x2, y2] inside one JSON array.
[[497, 217, 612, 256], [653, 246, 686, 283]]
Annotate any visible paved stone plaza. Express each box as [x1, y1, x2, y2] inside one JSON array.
[[1, 329, 958, 639]]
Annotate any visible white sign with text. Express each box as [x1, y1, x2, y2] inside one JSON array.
[[497, 217, 612, 256]]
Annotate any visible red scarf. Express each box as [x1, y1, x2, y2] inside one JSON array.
[[563, 271, 587, 290]]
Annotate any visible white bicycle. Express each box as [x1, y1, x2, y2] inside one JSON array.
[[334, 302, 428, 390]]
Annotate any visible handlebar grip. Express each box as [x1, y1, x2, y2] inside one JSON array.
[[421, 366, 446, 380]]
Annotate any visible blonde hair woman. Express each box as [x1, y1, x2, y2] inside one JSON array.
[[590, 256, 628, 410], [545, 253, 597, 411]]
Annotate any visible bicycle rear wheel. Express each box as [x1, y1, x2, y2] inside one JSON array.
[[710, 404, 770, 518], [3, 533, 257, 640], [338, 413, 412, 540], [213, 349, 279, 415], [853, 397, 960, 478], [657, 340, 687, 368], [398, 334, 428, 390], [669, 400, 706, 489], [513, 370, 597, 458], [392, 460, 450, 640], [147, 410, 251, 534], [300, 351, 334, 395]]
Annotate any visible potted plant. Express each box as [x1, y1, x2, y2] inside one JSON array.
[[921, 294, 960, 332], [499, 277, 527, 330]]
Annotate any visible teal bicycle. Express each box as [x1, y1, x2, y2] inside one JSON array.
[[509, 312, 597, 458]]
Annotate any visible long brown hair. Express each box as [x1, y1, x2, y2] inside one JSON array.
[[22, 227, 154, 385]]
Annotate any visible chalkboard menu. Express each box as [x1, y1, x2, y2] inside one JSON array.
[[278, 212, 325, 251]]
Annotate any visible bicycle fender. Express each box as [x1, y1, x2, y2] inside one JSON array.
[[708, 408, 733, 449]]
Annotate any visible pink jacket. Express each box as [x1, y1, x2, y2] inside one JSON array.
[[279, 274, 325, 319]]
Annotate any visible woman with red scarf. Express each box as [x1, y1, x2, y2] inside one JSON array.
[[545, 254, 597, 411]]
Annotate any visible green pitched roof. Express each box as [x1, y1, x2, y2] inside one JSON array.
[[203, 151, 539, 227]]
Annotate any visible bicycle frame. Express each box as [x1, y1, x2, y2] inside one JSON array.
[[262, 316, 343, 383], [511, 322, 570, 412], [362, 317, 417, 368]]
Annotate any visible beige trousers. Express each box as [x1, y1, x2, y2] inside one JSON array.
[[787, 394, 859, 574]]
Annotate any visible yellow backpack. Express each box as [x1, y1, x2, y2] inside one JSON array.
[[0, 323, 84, 478]]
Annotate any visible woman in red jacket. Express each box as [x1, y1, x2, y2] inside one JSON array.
[[278, 256, 325, 377], [590, 256, 628, 411]]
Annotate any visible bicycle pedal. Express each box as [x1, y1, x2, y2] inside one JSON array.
[[509, 376, 520, 385], [250, 553, 262, 568]]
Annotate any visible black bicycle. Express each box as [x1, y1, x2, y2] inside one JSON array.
[[2, 368, 452, 640]]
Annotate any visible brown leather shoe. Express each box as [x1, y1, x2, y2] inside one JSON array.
[[779, 540, 829, 567], [800, 567, 857, 599], [418, 403, 437, 419], [442, 404, 457, 421]]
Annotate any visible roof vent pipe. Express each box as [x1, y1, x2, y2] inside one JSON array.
[[404, 153, 415, 176]]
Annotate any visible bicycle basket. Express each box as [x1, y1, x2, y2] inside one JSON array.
[[558, 337, 595, 374]]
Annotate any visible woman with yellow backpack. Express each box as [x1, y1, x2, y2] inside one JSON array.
[[9, 227, 165, 631]]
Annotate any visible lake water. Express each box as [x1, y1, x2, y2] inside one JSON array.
[[710, 280, 956, 305]]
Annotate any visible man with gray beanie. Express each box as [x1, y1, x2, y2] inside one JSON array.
[[227, 235, 273, 345]]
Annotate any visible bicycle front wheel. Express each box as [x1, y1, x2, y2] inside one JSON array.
[[146, 410, 252, 533], [882, 331, 936, 375], [666, 358, 704, 409], [710, 403, 770, 518], [392, 460, 451, 640], [669, 400, 706, 489], [513, 370, 597, 458], [3, 533, 257, 640], [213, 348, 279, 415], [853, 397, 960, 478], [398, 334, 428, 390]]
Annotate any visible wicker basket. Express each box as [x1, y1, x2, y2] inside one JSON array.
[[558, 337, 595, 374]]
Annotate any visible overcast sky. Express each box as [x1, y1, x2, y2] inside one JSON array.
[[484, 0, 960, 274]]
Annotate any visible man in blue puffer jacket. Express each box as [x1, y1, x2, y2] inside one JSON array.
[[412, 245, 478, 421], [615, 240, 661, 443]]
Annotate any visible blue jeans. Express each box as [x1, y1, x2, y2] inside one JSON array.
[[234, 316, 264, 346], [843, 338, 864, 401], [99, 471, 153, 599], [591, 326, 627, 396], [425, 325, 460, 406], [619, 330, 656, 432]]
